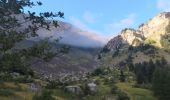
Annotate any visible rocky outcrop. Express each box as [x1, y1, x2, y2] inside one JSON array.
[[87, 82, 97, 93], [104, 35, 123, 51], [120, 28, 144, 46], [104, 28, 144, 51], [139, 12, 170, 47], [64, 85, 83, 95], [105, 12, 170, 51]]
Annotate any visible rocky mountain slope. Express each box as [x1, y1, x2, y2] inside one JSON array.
[[14, 14, 103, 78], [32, 20, 106, 48], [16, 40, 100, 79], [101, 12, 170, 66]]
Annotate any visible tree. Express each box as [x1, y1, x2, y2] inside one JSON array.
[[119, 70, 126, 82], [134, 60, 157, 84], [134, 63, 145, 84], [152, 66, 170, 100], [0, 0, 64, 77], [128, 62, 134, 72], [147, 59, 155, 82], [160, 57, 167, 66]]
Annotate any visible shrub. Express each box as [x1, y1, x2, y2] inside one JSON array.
[[117, 91, 130, 100], [0, 89, 14, 96], [111, 85, 118, 94], [32, 90, 55, 100], [119, 70, 126, 82]]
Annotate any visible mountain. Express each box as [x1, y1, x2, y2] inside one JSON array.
[[36, 21, 106, 48], [31, 45, 100, 79], [101, 12, 170, 66], [15, 14, 106, 48], [12, 14, 104, 78], [15, 39, 100, 79]]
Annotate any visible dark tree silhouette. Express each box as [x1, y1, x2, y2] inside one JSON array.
[[0, 0, 64, 76]]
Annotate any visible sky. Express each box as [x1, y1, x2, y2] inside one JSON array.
[[26, 0, 170, 44]]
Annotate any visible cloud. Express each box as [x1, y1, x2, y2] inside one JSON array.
[[68, 13, 136, 47], [105, 14, 136, 35], [69, 16, 89, 30], [69, 16, 109, 44], [157, 0, 170, 11], [83, 12, 96, 23]]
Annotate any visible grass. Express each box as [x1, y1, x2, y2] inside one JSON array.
[[0, 82, 34, 100], [0, 79, 158, 100], [116, 82, 157, 100]]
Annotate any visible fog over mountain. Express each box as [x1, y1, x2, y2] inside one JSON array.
[[15, 14, 108, 48], [36, 21, 108, 48]]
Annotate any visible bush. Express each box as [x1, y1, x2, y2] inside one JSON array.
[[119, 70, 126, 82], [111, 85, 118, 94], [92, 68, 106, 76], [46, 81, 59, 89], [81, 84, 91, 96], [117, 91, 130, 100], [0, 89, 14, 96], [32, 90, 55, 100]]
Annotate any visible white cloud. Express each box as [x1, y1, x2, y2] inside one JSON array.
[[69, 16, 89, 30], [105, 14, 136, 35], [83, 12, 96, 23], [157, 0, 170, 11], [69, 16, 109, 44]]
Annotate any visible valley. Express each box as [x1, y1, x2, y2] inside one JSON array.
[[1, 1, 170, 100]]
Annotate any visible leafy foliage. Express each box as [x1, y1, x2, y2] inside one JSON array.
[[117, 90, 130, 100], [32, 90, 55, 100], [0, 0, 64, 79]]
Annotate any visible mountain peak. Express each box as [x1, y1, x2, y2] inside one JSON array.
[[157, 12, 170, 18], [105, 12, 170, 51]]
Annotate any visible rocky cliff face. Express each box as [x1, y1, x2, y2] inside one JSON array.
[[105, 12, 170, 50], [139, 12, 170, 47], [104, 35, 123, 51]]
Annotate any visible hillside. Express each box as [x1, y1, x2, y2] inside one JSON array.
[[100, 12, 170, 66], [15, 40, 100, 79]]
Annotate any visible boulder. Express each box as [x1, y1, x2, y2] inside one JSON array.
[[30, 83, 41, 92], [87, 82, 97, 93], [64, 85, 83, 95]]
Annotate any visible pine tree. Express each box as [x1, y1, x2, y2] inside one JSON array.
[[119, 70, 126, 82], [152, 66, 170, 100]]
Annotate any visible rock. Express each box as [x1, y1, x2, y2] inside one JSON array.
[[64, 85, 83, 95], [105, 12, 170, 52], [87, 82, 97, 93], [30, 83, 41, 92]]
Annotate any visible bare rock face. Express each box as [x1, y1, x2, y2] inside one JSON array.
[[104, 35, 123, 51], [105, 12, 170, 50], [120, 28, 144, 46], [139, 12, 170, 37], [105, 28, 144, 51], [139, 12, 170, 47]]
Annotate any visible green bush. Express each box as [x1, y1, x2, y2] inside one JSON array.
[[0, 89, 14, 96], [111, 85, 118, 94], [117, 91, 130, 100], [32, 90, 55, 100]]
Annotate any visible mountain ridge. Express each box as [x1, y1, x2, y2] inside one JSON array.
[[105, 12, 170, 50], [101, 12, 170, 66]]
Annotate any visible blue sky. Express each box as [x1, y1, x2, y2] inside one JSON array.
[[26, 0, 170, 42]]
